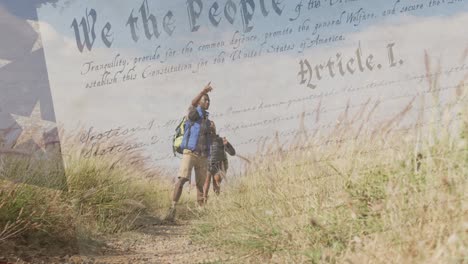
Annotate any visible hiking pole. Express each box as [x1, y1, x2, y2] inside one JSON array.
[[235, 153, 251, 164]]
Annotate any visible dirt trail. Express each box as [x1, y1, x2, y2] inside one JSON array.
[[1, 217, 232, 264], [84, 220, 229, 264]]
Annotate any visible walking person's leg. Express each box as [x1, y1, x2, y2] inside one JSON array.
[[203, 171, 212, 204], [213, 172, 222, 195], [194, 156, 208, 206], [166, 152, 193, 221], [213, 162, 225, 195], [172, 177, 189, 205]]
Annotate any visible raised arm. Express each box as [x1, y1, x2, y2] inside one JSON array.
[[191, 82, 213, 107]]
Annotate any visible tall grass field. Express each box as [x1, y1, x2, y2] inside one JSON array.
[[0, 54, 466, 263], [192, 59, 467, 263]]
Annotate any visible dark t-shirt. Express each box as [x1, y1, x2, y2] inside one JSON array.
[[209, 135, 236, 164]]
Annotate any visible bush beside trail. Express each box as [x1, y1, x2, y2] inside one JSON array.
[[0, 135, 175, 259]]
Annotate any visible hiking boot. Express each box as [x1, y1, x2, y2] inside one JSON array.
[[164, 207, 176, 222]]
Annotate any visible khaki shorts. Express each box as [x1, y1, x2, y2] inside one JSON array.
[[178, 149, 208, 180]]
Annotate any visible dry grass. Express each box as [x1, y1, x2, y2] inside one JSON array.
[[0, 129, 174, 249], [192, 55, 468, 263]]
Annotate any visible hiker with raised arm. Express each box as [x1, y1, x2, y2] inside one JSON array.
[[166, 83, 213, 221], [203, 121, 236, 203]]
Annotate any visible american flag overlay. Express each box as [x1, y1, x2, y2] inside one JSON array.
[[0, 1, 66, 189]]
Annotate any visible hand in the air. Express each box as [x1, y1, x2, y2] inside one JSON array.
[[202, 82, 213, 94]]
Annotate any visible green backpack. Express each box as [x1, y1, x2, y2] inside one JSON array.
[[172, 116, 187, 156]]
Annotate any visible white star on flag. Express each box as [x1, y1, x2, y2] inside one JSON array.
[[11, 101, 57, 152]]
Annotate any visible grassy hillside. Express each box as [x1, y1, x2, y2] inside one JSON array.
[[193, 80, 467, 263]]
